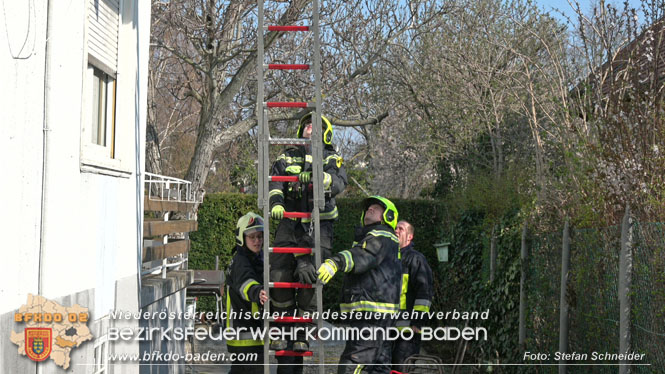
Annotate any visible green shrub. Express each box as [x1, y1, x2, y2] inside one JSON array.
[[324, 198, 449, 311], [190, 193, 523, 367], [190, 194, 448, 312], [189, 193, 260, 271]]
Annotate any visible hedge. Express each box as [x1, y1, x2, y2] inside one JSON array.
[[189, 193, 523, 364], [189, 193, 259, 271], [189, 194, 449, 311]]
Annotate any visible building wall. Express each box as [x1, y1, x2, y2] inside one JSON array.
[[1, 0, 151, 372], [1, 0, 48, 318], [139, 271, 192, 374]]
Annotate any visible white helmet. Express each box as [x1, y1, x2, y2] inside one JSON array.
[[235, 212, 264, 247]]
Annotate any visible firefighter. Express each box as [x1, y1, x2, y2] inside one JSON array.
[[392, 220, 433, 372], [317, 196, 402, 374], [268, 113, 347, 364], [225, 212, 268, 374]]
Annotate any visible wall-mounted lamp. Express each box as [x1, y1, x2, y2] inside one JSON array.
[[434, 241, 450, 262]]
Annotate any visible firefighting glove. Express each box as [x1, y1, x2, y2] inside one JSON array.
[[294, 256, 317, 284], [317, 259, 338, 285], [323, 172, 332, 190], [271, 205, 285, 220], [299, 171, 312, 183]]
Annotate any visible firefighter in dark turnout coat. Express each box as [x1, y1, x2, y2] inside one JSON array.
[[268, 113, 347, 357], [226, 212, 268, 374], [317, 196, 402, 374], [392, 220, 433, 371]]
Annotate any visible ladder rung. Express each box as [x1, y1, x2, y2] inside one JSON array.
[[269, 138, 311, 146], [267, 64, 310, 70], [270, 247, 312, 254], [270, 282, 313, 289], [268, 26, 310, 32], [270, 176, 299, 182], [272, 317, 313, 323], [266, 102, 313, 108], [273, 350, 313, 357], [283, 212, 311, 219]]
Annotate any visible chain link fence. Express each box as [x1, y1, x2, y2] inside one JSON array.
[[631, 223, 665, 372], [526, 220, 664, 373], [526, 230, 561, 364]]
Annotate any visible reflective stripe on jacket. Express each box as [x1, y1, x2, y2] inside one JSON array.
[[269, 145, 347, 219], [332, 223, 402, 316], [397, 242, 433, 327], [226, 245, 264, 346]]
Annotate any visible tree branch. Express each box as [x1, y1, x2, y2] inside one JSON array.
[[328, 112, 389, 127]]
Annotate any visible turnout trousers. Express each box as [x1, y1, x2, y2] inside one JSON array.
[[270, 219, 334, 316], [391, 331, 422, 372], [270, 219, 333, 374], [227, 345, 264, 374], [337, 318, 395, 374]]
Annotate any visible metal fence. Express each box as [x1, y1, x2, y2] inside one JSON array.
[[524, 212, 664, 373], [631, 222, 665, 373]]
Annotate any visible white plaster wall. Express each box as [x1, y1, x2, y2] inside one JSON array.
[[38, 0, 89, 302], [1, 1, 148, 372], [0, 0, 48, 314], [1, 0, 150, 321]]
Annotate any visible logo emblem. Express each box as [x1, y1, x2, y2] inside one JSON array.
[[25, 328, 51, 362]]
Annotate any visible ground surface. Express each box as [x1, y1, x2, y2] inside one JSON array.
[[184, 322, 458, 374], [185, 321, 345, 374]]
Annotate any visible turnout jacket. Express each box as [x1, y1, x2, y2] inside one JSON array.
[[330, 223, 402, 315], [269, 145, 347, 220], [397, 242, 433, 328], [225, 245, 264, 346]]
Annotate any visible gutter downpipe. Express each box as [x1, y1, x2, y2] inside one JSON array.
[[38, 0, 56, 372], [135, 0, 150, 309], [39, 0, 55, 307]]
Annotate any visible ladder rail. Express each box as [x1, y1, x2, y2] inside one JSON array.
[[256, 1, 272, 373], [311, 0, 325, 371], [257, 1, 325, 372]]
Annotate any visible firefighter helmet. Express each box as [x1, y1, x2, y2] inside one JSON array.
[[360, 196, 398, 230], [235, 212, 264, 247], [298, 112, 333, 145]]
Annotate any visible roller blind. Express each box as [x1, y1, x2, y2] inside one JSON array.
[[88, 0, 119, 74]]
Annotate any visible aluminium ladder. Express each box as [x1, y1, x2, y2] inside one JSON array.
[[256, 1, 325, 373]]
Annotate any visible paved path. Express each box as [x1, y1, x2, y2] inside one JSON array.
[[184, 322, 345, 374], [183, 323, 455, 374]]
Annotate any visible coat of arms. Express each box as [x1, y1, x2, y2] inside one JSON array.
[[25, 328, 52, 362]]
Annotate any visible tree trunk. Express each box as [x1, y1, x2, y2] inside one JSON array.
[[184, 0, 310, 209], [145, 121, 162, 175]]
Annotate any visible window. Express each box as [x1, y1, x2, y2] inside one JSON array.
[[83, 64, 117, 162], [81, 0, 126, 175], [90, 66, 116, 155], [92, 316, 110, 374]]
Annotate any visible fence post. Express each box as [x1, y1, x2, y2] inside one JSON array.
[[490, 224, 497, 282], [559, 219, 571, 374], [619, 204, 633, 374], [519, 221, 528, 350]]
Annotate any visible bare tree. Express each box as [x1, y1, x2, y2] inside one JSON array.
[[148, 0, 443, 204]]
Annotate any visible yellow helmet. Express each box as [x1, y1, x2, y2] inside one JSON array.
[[360, 196, 398, 230], [298, 112, 333, 145]]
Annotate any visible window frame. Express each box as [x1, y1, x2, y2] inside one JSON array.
[[80, 62, 126, 174], [88, 64, 116, 156], [80, 0, 130, 176]]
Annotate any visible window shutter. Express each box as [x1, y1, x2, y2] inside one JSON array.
[[88, 0, 119, 74]]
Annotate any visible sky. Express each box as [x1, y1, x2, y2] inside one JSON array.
[[533, 0, 644, 25]]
